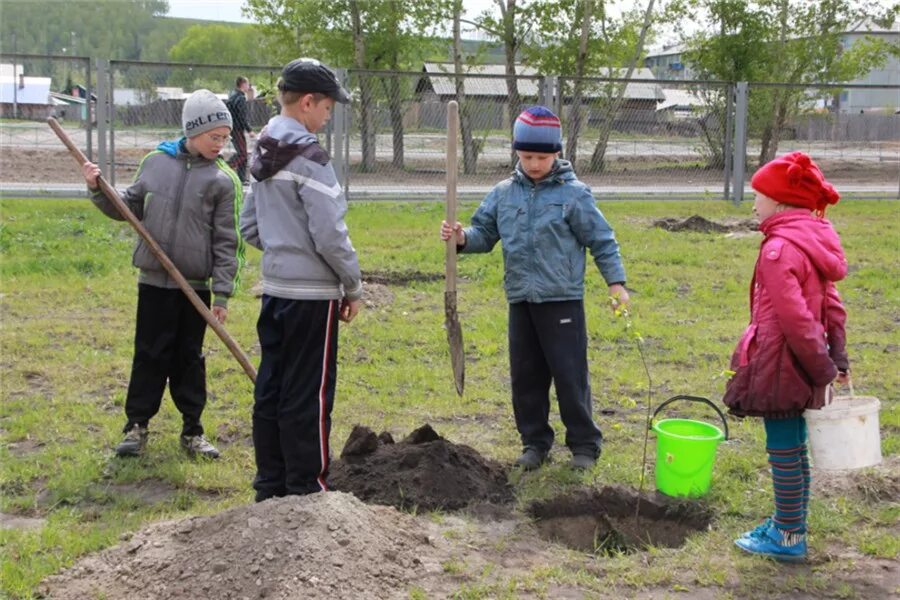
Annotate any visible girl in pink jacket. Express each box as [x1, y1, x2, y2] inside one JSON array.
[[723, 152, 850, 562]]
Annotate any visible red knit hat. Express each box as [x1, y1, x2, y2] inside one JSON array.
[[751, 152, 840, 216]]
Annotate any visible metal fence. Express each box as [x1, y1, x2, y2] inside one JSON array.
[[0, 54, 897, 199]]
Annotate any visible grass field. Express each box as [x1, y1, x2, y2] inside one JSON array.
[[1, 197, 898, 599]]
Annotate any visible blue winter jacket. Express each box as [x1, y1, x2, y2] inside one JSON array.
[[461, 159, 625, 304]]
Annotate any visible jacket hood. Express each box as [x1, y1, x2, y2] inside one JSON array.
[[513, 158, 576, 185], [156, 137, 188, 157], [760, 209, 847, 282], [250, 116, 321, 182]]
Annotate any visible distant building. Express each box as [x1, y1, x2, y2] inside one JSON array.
[[416, 63, 663, 130], [644, 20, 899, 113], [0, 63, 54, 119]]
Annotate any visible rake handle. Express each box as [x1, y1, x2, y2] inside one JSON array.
[[47, 117, 257, 383]]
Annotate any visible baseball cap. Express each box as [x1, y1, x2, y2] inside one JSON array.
[[279, 58, 351, 104]]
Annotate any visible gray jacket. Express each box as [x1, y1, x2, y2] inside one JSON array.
[[240, 116, 362, 301], [89, 139, 244, 307]]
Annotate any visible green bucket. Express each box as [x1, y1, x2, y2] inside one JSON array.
[[651, 395, 729, 498]]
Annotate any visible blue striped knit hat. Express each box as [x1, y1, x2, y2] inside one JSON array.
[[513, 106, 562, 153]]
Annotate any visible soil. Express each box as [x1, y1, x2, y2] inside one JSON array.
[[653, 215, 759, 233], [329, 424, 514, 511], [527, 486, 712, 553], [32, 424, 900, 599]]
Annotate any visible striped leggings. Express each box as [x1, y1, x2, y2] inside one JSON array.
[[764, 416, 811, 534]]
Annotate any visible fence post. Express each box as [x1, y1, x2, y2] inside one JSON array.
[[108, 64, 116, 188], [539, 76, 555, 108], [95, 58, 109, 180], [85, 58, 93, 161], [732, 81, 749, 205], [723, 83, 734, 202], [331, 68, 349, 199]]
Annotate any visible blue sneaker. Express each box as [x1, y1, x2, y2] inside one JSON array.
[[734, 524, 807, 563], [739, 517, 774, 540]]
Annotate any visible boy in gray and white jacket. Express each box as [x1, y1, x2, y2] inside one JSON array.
[[240, 58, 362, 500]]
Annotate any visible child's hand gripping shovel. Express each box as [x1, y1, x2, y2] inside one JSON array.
[[444, 101, 464, 396], [47, 117, 257, 383]]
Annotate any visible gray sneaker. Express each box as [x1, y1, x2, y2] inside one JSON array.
[[515, 448, 548, 471], [116, 425, 148, 457], [180, 434, 220, 459], [569, 453, 597, 470]]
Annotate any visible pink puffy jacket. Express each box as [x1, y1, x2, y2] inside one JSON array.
[[723, 209, 849, 418]]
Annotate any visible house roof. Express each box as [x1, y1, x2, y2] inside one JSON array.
[[0, 76, 52, 104], [422, 63, 542, 97], [420, 63, 662, 101], [657, 88, 705, 111]]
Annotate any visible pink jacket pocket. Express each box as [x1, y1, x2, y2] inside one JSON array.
[[737, 324, 757, 367]]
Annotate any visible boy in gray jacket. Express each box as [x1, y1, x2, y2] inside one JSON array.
[[240, 58, 362, 500], [82, 89, 244, 459]]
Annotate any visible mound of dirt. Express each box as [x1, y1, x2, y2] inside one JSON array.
[[329, 424, 514, 511], [654, 215, 758, 233], [527, 485, 712, 554], [39, 491, 446, 600]]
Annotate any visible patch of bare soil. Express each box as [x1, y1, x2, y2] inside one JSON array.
[[329, 424, 514, 511], [361, 282, 394, 310], [527, 485, 712, 553], [0, 512, 46, 531], [39, 491, 448, 600], [654, 215, 759, 233], [361, 270, 443, 286], [813, 454, 900, 504]]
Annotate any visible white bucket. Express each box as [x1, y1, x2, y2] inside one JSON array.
[[805, 396, 882, 471]]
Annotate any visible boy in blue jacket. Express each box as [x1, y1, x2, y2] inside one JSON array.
[[441, 106, 628, 470]]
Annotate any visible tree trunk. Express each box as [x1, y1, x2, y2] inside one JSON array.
[[566, 0, 594, 166], [588, 0, 655, 173], [387, 75, 404, 169], [453, 0, 478, 174], [350, 0, 376, 172], [501, 0, 522, 168]]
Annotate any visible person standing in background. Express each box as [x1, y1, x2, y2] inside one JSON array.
[[226, 76, 254, 183]]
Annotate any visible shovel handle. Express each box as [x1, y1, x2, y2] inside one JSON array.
[[651, 395, 729, 440], [445, 101, 459, 294], [47, 117, 257, 383]]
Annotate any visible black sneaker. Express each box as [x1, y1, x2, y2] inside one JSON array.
[[515, 448, 548, 471], [116, 425, 148, 457], [180, 434, 221, 459]]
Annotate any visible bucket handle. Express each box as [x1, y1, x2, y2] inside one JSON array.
[[651, 395, 729, 441]]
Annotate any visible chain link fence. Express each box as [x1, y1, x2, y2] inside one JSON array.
[[1, 54, 897, 198]]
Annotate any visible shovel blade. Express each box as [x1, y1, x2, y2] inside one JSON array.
[[444, 291, 465, 396]]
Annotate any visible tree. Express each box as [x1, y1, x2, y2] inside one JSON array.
[[465, 0, 539, 166], [245, 0, 447, 172], [680, 0, 897, 168], [168, 24, 269, 66]]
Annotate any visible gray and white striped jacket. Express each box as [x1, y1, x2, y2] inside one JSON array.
[[239, 116, 362, 301]]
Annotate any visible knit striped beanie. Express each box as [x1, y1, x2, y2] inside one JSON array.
[[513, 106, 562, 153]]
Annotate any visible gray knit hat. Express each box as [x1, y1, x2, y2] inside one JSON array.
[[182, 89, 232, 138]]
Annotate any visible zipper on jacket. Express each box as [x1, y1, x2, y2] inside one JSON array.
[[166, 158, 192, 285], [527, 184, 537, 303]]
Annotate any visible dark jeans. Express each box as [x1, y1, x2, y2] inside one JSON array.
[[124, 284, 210, 436], [508, 300, 602, 457], [252, 296, 339, 501], [228, 132, 249, 182]]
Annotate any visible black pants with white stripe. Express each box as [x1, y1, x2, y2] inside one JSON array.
[[508, 300, 602, 458], [124, 284, 209, 436], [252, 296, 339, 501]]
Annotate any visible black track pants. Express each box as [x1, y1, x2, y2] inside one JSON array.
[[508, 300, 602, 457], [252, 296, 339, 500], [124, 284, 210, 436]]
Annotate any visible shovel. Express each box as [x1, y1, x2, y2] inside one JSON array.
[[47, 117, 257, 383], [444, 101, 464, 396]]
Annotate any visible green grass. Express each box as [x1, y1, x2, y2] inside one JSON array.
[[1, 198, 898, 599]]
